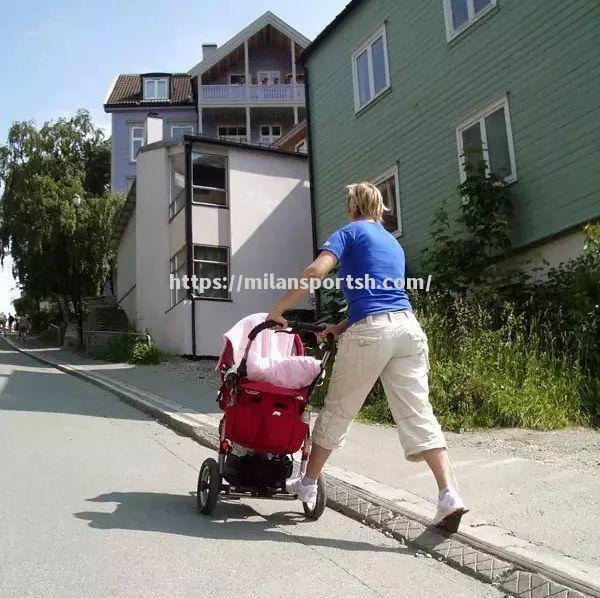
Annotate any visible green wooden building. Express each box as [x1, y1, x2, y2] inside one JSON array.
[[301, 0, 600, 269]]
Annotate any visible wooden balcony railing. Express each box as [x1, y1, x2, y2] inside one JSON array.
[[200, 84, 305, 104]]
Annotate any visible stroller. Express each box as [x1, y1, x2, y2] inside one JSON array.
[[196, 319, 335, 519]]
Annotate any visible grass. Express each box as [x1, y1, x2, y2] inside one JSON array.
[[311, 301, 597, 432]]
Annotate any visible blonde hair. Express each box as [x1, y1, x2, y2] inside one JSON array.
[[346, 182, 388, 222]]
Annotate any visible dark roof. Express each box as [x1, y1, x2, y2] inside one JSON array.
[[139, 134, 309, 158], [104, 73, 196, 109], [300, 0, 363, 63]]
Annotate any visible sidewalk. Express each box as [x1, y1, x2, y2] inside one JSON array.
[[6, 335, 600, 595]]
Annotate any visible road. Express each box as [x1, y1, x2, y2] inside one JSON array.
[[0, 340, 502, 598]]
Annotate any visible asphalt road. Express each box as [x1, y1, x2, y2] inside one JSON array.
[[0, 340, 502, 598]]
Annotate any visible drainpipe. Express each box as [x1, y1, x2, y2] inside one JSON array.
[[184, 141, 197, 357], [303, 64, 321, 317]]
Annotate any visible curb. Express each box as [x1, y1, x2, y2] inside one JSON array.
[[6, 337, 599, 598]]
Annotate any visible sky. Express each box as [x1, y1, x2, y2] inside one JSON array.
[[0, 0, 349, 312]]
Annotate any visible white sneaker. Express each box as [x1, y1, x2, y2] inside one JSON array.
[[434, 488, 468, 531], [287, 477, 318, 504]]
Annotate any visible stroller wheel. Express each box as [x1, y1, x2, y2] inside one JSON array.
[[197, 458, 220, 515], [302, 474, 327, 520]]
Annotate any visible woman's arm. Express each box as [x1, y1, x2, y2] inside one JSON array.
[[266, 251, 338, 326]]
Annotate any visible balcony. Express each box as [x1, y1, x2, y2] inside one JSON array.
[[200, 84, 305, 105]]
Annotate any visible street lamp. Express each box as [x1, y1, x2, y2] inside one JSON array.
[[72, 195, 83, 348]]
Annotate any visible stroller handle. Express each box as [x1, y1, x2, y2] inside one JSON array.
[[247, 320, 326, 341]]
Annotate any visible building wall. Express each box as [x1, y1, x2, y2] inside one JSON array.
[[201, 107, 298, 144], [305, 0, 600, 269], [207, 44, 304, 85], [508, 228, 586, 277], [191, 145, 312, 355], [116, 208, 137, 324], [135, 146, 191, 354], [110, 107, 197, 193]]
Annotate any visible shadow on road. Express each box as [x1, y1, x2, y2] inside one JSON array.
[[74, 491, 410, 554], [0, 344, 146, 420]]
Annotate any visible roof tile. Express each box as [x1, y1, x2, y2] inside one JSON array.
[[105, 74, 196, 108]]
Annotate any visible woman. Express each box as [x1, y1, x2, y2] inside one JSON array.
[[267, 182, 466, 529]]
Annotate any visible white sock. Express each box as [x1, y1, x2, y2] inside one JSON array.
[[302, 476, 317, 486], [439, 486, 456, 498]]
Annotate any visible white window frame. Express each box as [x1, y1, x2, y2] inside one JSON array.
[[217, 124, 248, 143], [143, 77, 169, 100], [259, 124, 282, 145], [351, 25, 391, 113], [442, 0, 497, 42], [169, 247, 187, 308], [372, 164, 402, 237], [191, 151, 228, 208], [456, 96, 517, 184], [258, 70, 280, 85], [192, 244, 230, 301], [170, 124, 195, 139], [129, 124, 145, 162], [228, 73, 246, 85]]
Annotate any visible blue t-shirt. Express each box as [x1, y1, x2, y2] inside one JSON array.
[[321, 220, 412, 325]]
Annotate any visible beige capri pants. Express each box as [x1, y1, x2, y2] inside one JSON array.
[[313, 310, 446, 461]]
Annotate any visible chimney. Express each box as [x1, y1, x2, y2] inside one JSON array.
[[145, 114, 163, 145], [202, 44, 218, 60]]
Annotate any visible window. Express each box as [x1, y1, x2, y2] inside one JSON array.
[[285, 72, 305, 84], [258, 71, 280, 85], [259, 124, 281, 145], [456, 97, 517, 183], [229, 74, 246, 85], [217, 126, 247, 143], [191, 152, 227, 207], [352, 26, 390, 112], [171, 124, 194, 139], [129, 124, 145, 162], [373, 166, 402, 235], [193, 245, 229, 300], [442, 0, 497, 40], [169, 152, 186, 219], [295, 140, 307, 154], [169, 247, 187, 307], [143, 77, 169, 100]]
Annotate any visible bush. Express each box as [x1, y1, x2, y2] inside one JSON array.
[[94, 335, 165, 365]]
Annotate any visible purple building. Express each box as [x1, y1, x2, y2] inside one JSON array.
[[104, 12, 309, 194]]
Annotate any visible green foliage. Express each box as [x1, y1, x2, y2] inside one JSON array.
[[93, 335, 165, 365], [422, 160, 516, 294], [527, 223, 600, 377], [314, 297, 592, 430], [0, 110, 124, 310], [420, 298, 588, 430]]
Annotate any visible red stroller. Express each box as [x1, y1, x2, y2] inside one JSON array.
[[196, 319, 334, 519]]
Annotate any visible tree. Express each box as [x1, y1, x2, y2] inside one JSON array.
[[0, 110, 124, 322]]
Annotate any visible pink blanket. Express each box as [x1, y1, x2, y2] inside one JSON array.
[[220, 313, 322, 389]]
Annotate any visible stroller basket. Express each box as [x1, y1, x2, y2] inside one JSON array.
[[223, 381, 309, 454]]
